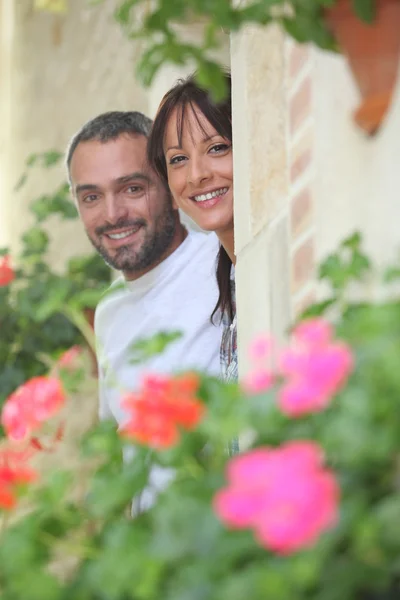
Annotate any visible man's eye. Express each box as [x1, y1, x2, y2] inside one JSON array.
[[126, 186, 141, 193], [169, 155, 186, 165], [84, 194, 98, 203]]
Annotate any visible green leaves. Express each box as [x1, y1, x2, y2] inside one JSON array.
[[318, 231, 371, 292], [114, 0, 141, 25], [34, 278, 71, 322], [352, 0, 376, 23], [30, 184, 77, 222], [0, 151, 111, 411], [14, 150, 64, 191], [196, 61, 229, 102], [112, 0, 351, 92], [128, 330, 183, 364], [21, 227, 50, 257]]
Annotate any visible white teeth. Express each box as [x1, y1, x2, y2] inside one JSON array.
[[107, 229, 137, 240], [194, 187, 228, 202]]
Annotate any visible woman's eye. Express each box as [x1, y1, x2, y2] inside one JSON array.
[[210, 143, 230, 154], [169, 155, 186, 165]]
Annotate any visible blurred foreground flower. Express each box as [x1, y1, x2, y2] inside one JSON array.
[[242, 334, 275, 394], [57, 345, 83, 370], [0, 443, 38, 510], [1, 376, 66, 442], [279, 318, 354, 416], [120, 373, 204, 449], [214, 441, 339, 554], [0, 256, 15, 286]]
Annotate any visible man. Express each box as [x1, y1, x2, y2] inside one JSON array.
[[66, 110, 222, 426]]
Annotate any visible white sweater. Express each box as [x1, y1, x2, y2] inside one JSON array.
[[95, 229, 222, 426]]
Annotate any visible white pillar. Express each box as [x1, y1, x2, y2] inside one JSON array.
[[0, 0, 15, 247]]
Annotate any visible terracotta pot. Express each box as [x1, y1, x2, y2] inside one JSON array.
[[324, 0, 400, 134]]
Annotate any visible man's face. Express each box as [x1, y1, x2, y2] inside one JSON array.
[[70, 134, 178, 279]]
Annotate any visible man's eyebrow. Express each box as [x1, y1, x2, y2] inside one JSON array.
[[75, 183, 99, 195], [75, 172, 150, 195], [115, 172, 151, 185]]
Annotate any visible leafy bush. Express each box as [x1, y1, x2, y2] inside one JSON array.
[[1, 233, 400, 599], [0, 151, 111, 409]]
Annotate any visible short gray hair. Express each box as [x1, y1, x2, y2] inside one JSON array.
[[66, 110, 153, 173]]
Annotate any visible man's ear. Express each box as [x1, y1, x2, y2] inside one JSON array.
[[69, 184, 79, 211]]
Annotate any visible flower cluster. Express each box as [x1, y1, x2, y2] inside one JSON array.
[[244, 318, 353, 417], [212, 318, 353, 554], [0, 444, 37, 510], [279, 319, 353, 417], [57, 345, 83, 370], [214, 441, 339, 554], [0, 375, 66, 511], [0, 256, 15, 287], [1, 376, 66, 442], [120, 373, 204, 449]]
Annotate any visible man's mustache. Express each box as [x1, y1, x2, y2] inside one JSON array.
[[95, 218, 146, 236]]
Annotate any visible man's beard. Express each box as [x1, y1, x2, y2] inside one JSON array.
[[88, 205, 178, 275]]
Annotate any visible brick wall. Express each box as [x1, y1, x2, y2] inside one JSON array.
[[287, 40, 316, 317]]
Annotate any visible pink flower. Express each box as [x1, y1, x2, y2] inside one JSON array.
[[242, 368, 274, 394], [249, 335, 274, 362], [242, 334, 275, 394], [57, 345, 83, 370], [0, 256, 15, 287], [278, 318, 353, 417], [213, 441, 339, 554], [1, 377, 66, 442]]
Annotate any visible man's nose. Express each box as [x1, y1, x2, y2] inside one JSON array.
[[103, 194, 129, 224]]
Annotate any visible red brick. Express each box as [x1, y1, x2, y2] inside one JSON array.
[[289, 43, 310, 81], [290, 148, 312, 183], [291, 238, 315, 292], [290, 126, 314, 183], [291, 186, 313, 239], [290, 76, 312, 135]]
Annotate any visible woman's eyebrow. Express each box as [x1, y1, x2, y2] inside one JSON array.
[[165, 134, 220, 152]]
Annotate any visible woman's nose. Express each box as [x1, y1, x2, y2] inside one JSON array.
[[187, 155, 211, 186]]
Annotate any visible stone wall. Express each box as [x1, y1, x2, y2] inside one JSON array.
[[232, 24, 400, 376]]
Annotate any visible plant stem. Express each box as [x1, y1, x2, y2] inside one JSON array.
[[61, 306, 96, 353]]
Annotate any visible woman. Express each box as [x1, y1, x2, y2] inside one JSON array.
[[147, 71, 237, 383]]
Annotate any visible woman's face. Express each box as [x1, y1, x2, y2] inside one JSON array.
[[164, 105, 233, 237]]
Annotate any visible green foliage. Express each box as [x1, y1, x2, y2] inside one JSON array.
[[106, 0, 378, 94], [0, 152, 111, 408], [2, 233, 400, 598], [128, 330, 183, 364], [300, 231, 371, 320]]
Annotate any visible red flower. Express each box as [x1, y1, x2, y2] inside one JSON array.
[[1, 377, 66, 442], [0, 256, 15, 286], [120, 373, 204, 449], [0, 443, 38, 510]]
